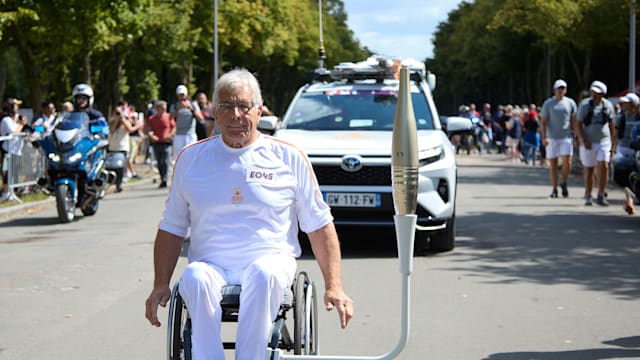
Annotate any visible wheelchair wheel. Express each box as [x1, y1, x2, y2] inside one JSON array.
[[293, 271, 318, 355], [167, 284, 192, 360]]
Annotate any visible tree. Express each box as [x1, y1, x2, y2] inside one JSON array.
[[429, 0, 636, 113], [0, 0, 370, 116]]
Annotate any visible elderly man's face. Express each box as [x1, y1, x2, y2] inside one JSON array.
[[214, 86, 262, 148]]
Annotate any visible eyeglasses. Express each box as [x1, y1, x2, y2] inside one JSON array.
[[215, 101, 257, 114]]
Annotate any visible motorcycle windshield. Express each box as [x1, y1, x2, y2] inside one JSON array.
[[57, 112, 90, 132], [54, 112, 91, 148]]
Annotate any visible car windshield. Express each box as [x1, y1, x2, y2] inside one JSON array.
[[283, 89, 434, 131]]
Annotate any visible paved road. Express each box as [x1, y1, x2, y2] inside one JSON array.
[[1, 153, 639, 359]]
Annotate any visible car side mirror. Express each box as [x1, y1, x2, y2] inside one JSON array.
[[442, 116, 472, 136], [258, 115, 279, 135], [427, 72, 436, 91]]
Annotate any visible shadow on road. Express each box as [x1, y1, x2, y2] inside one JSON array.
[[458, 161, 552, 186], [451, 209, 640, 300], [483, 335, 640, 359]]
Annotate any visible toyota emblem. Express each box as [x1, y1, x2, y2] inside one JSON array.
[[341, 155, 364, 172]]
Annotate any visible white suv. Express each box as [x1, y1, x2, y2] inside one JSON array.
[[260, 56, 470, 252]]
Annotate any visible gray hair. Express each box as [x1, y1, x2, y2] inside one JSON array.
[[213, 68, 263, 106]]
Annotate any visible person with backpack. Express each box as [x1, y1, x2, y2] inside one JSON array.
[[575, 81, 617, 206]]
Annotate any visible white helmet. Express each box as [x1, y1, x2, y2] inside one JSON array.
[[72, 83, 94, 107]]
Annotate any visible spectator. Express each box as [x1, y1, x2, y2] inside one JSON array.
[[108, 105, 137, 192], [126, 106, 143, 179], [623, 121, 640, 214], [145, 100, 175, 189], [503, 105, 521, 163], [576, 80, 616, 206], [522, 111, 540, 165], [32, 101, 57, 136], [195, 91, 216, 138], [469, 103, 481, 120], [170, 84, 204, 159], [144, 69, 353, 360], [456, 104, 473, 155], [528, 103, 539, 121], [494, 104, 506, 153], [481, 103, 493, 154], [614, 92, 640, 158], [62, 101, 73, 114], [1, 98, 27, 202], [540, 79, 578, 198]]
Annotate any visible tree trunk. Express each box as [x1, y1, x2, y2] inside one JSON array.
[[113, 46, 123, 109], [0, 55, 6, 102], [582, 51, 591, 91], [11, 24, 42, 112], [566, 48, 584, 92]]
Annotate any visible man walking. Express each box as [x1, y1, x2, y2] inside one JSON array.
[[540, 79, 578, 198], [576, 80, 617, 206], [145, 100, 175, 188]]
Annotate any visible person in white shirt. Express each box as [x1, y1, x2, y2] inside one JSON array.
[[540, 79, 578, 198], [1, 97, 27, 202], [145, 69, 353, 360], [32, 101, 57, 136], [576, 80, 617, 206]]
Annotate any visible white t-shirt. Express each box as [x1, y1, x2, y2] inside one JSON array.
[[0, 115, 24, 155], [159, 134, 332, 271]]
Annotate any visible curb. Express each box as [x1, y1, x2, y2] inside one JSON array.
[[0, 197, 55, 223], [0, 176, 155, 223]]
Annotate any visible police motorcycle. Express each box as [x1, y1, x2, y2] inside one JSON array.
[[35, 111, 111, 223]]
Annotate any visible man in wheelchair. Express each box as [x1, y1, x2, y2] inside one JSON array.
[[145, 69, 354, 359]]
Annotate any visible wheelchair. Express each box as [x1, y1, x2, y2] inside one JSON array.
[[167, 271, 319, 359]]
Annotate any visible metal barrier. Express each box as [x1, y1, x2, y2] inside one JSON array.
[[1, 133, 46, 204]]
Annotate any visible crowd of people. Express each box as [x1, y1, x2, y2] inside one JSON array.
[[0, 83, 218, 201], [455, 79, 640, 213]]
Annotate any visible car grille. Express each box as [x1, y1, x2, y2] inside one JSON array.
[[313, 165, 391, 186]]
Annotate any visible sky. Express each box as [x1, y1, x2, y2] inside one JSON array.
[[342, 0, 465, 61]]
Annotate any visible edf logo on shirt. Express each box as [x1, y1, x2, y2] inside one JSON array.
[[246, 167, 276, 184]]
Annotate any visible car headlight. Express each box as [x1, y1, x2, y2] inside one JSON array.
[[419, 145, 444, 166]]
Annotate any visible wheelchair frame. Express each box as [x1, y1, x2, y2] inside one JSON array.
[[166, 271, 318, 359]]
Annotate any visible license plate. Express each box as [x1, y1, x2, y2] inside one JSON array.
[[323, 192, 381, 208]]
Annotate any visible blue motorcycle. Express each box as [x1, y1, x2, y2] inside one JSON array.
[[35, 112, 111, 223]]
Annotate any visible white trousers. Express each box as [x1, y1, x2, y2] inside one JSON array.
[[173, 133, 197, 159], [179, 254, 297, 360]]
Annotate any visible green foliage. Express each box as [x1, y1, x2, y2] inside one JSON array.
[[0, 0, 368, 116], [429, 0, 637, 114]]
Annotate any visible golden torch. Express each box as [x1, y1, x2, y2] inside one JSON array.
[[392, 66, 419, 216]]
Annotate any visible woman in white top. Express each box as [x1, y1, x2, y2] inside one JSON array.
[[108, 106, 136, 192], [1, 98, 27, 202]]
